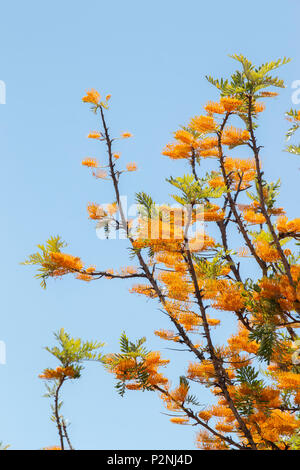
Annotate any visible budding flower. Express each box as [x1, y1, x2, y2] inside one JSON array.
[[88, 131, 102, 139], [126, 162, 137, 172], [121, 132, 133, 138]]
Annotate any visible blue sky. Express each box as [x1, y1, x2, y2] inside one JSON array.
[[1, 0, 300, 450]]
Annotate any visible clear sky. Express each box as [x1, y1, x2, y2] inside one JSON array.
[[1, 0, 300, 450]]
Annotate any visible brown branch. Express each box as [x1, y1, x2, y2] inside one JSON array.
[[62, 419, 74, 450], [54, 377, 65, 451], [154, 385, 245, 450], [98, 106, 206, 363], [246, 95, 296, 340], [246, 95, 294, 287], [216, 116, 267, 275], [182, 242, 257, 449]]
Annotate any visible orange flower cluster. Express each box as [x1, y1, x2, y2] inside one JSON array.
[[154, 329, 180, 342], [201, 205, 225, 222], [198, 410, 212, 421], [244, 410, 298, 447], [187, 360, 222, 384], [196, 430, 228, 450], [50, 252, 83, 274], [243, 209, 266, 225], [208, 176, 226, 189], [256, 274, 299, 312], [82, 157, 98, 168], [224, 157, 256, 189], [260, 91, 278, 97], [277, 216, 300, 235], [161, 127, 221, 160], [130, 283, 157, 298], [82, 89, 100, 105], [161, 383, 189, 411], [212, 281, 246, 312], [253, 102, 266, 113], [158, 271, 192, 302], [227, 326, 259, 355], [173, 129, 198, 146], [126, 162, 137, 172], [199, 136, 218, 150], [43, 446, 62, 451], [162, 142, 195, 160], [276, 371, 300, 391], [221, 126, 250, 146], [169, 417, 189, 424], [87, 203, 107, 220], [196, 379, 298, 449], [225, 157, 256, 173], [105, 351, 169, 390], [76, 266, 96, 282], [190, 115, 217, 133], [155, 251, 186, 273], [204, 101, 226, 115], [197, 278, 223, 300], [39, 366, 76, 380], [200, 148, 219, 158], [220, 97, 243, 112], [87, 131, 101, 139], [254, 240, 281, 263]]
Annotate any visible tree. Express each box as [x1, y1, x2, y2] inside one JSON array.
[[39, 329, 104, 450], [24, 56, 300, 450]]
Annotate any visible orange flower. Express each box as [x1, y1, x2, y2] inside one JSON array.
[[204, 101, 225, 115], [190, 115, 217, 133], [87, 203, 107, 220], [277, 216, 300, 234], [254, 101, 265, 113], [82, 89, 100, 105], [88, 131, 101, 139], [154, 329, 180, 342], [107, 202, 118, 215], [162, 142, 192, 160], [199, 137, 218, 150], [82, 157, 98, 168], [222, 126, 250, 145], [50, 252, 83, 272], [198, 410, 212, 421], [243, 209, 266, 225], [260, 91, 278, 97], [213, 281, 246, 311], [215, 422, 235, 433], [208, 176, 225, 189], [199, 149, 219, 158], [220, 97, 243, 112], [76, 273, 93, 281], [170, 417, 189, 424], [43, 446, 62, 451], [174, 129, 196, 145], [121, 132, 132, 138], [126, 162, 137, 172], [39, 366, 76, 380], [255, 240, 281, 263]]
